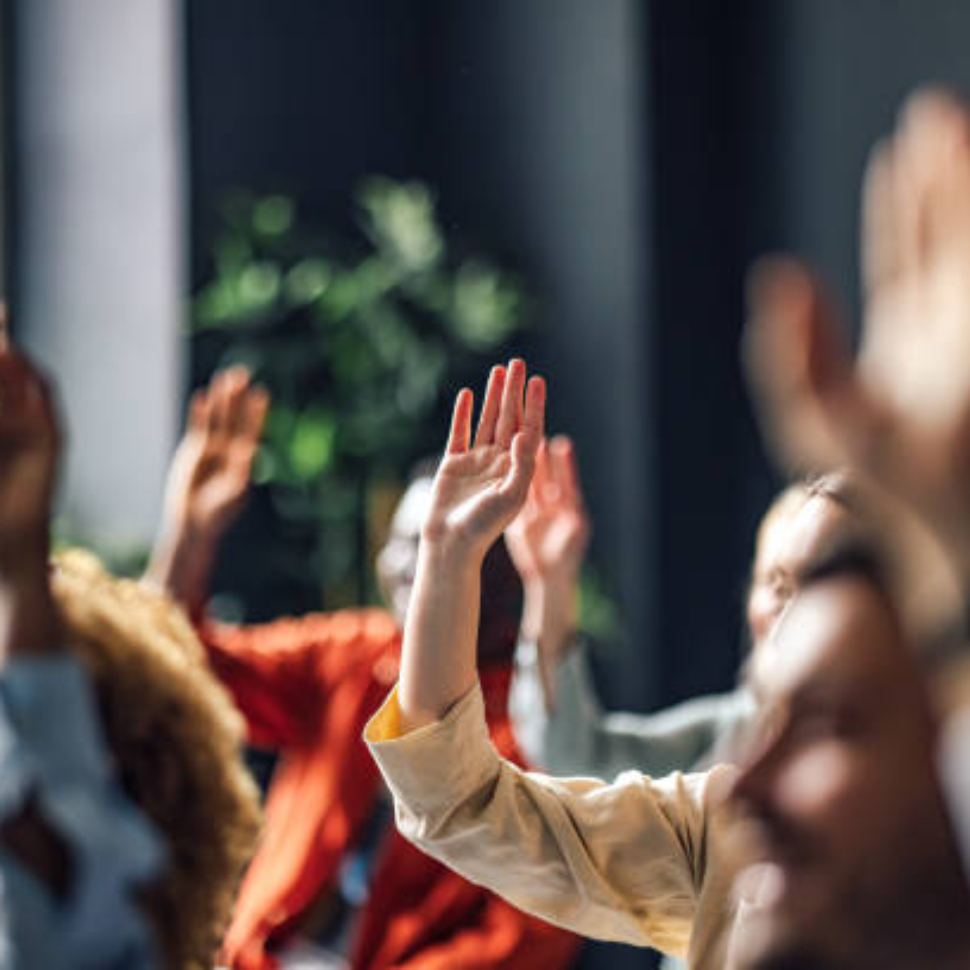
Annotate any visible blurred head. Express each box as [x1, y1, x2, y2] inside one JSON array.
[[52, 550, 261, 970], [377, 469, 522, 665], [746, 473, 859, 648], [376, 473, 432, 627], [729, 547, 970, 970]]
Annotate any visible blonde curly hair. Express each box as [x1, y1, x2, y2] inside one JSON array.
[[51, 549, 262, 970]]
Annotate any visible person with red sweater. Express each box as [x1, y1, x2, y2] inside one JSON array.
[[145, 368, 581, 970]]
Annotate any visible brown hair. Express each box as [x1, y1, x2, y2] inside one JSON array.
[[52, 549, 261, 970]]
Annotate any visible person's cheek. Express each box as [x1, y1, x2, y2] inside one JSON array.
[[773, 743, 858, 825], [748, 586, 782, 643]]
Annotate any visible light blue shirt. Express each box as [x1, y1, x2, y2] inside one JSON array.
[[0, 655, 164, 970]]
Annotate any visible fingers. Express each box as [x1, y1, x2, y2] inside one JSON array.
[[209, 366, 250, 434], [502, 426, 541, 505], [549, 435, 584, 510], [0, 348, 61, 447], [743, 256, 858, 473], [521, 374, 546, 448], [198, 366, 269, 445], [528, 439, 550, 505], [495, 359, 526, 448], [893, 88, 970, 274], [243, 386, 270, 444], [473, 365, 506, 447], [188, 389, 209, 433], [446, 388, 474, 455], [224, 369, 252, 437], [861, 140, 898, 295], [500, 376, 546, 499]]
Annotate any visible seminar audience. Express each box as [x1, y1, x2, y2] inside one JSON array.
[[363, 87, 970, 970], [145, 369, 580, 970], [6, 78, 970, 970], [0, 339, 261, 970]]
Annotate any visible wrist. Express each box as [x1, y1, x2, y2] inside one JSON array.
[[523, 575, 580, 633], [419, 526, 491, 572], [162, 509, 223, 550], [418, 537, 489, 587]]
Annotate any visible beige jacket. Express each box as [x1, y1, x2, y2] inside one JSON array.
[[366, 682, 743, 968]]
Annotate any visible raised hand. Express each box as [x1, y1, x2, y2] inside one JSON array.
[[163, 367, 269, 542], [506, 436, 590, 586], [0, 316, 62, 660], [744, 88, 970, 577], [145, 367, 268, 613], [0, 333, 60, 574], [398, 359, 545, 729], [506, 436, 590, 703], [423, 359, 546, 559]]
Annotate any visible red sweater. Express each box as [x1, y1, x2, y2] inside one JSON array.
[[199, 609, 581, 970]]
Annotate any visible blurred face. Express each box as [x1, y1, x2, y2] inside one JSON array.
[[730, 575, 970, 970], [376, 477, 432, 626], [376, 475, 523, 661], [746, 493, 851, 647]]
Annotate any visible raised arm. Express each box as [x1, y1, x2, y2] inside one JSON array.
[[0, 337, 61, 663], [398, 358, 545, 730], [743, 89, 970, 605], [144, 367, 268, 616], [0, 335, 162, 967], [368, 362, 735, 961], [506, 435, 589, 709], [0, 337, 67, 890]]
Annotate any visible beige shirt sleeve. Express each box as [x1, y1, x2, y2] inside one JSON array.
[[366, 682, 737, 961]]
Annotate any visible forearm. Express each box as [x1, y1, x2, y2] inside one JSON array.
[[398, 540, 483, 731], [143, 519, 218, 616], [521, 573, 579, 709], [0, 546, 59, 663]]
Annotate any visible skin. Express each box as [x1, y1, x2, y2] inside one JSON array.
[[376, 475, 434, 627], [398, 358, 544, 729], [144, 367, 269, 614], [744, 87, 970, 593], [150, 367, 540, 660], [400, 355, 970, 968], [505, 435, 590, 707], [0, 330, 70, 893], [746, 491, 853, 646], [729, 576, 970, 970]]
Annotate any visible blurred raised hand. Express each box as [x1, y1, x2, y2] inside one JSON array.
[[506, 436, 590, 704], [506, 436, 590, 587], [145, 367, 269, 613], [0, 326, 60, 575], [0, 313, 62, 659], [744, 88, 970, 578], [163, 367, 269, 542]]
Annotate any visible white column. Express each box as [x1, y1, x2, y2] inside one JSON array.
[[16, 0, 184, 557]]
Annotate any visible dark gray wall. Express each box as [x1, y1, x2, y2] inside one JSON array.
[[185, 4, 970, 966]]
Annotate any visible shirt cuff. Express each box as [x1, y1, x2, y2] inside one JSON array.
[[365, 682, 499, 821]]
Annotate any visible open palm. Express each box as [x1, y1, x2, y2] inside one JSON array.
[[164, 368, 269, 539], [425, 359, 545, 559], [506, 436, 590, 584]]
